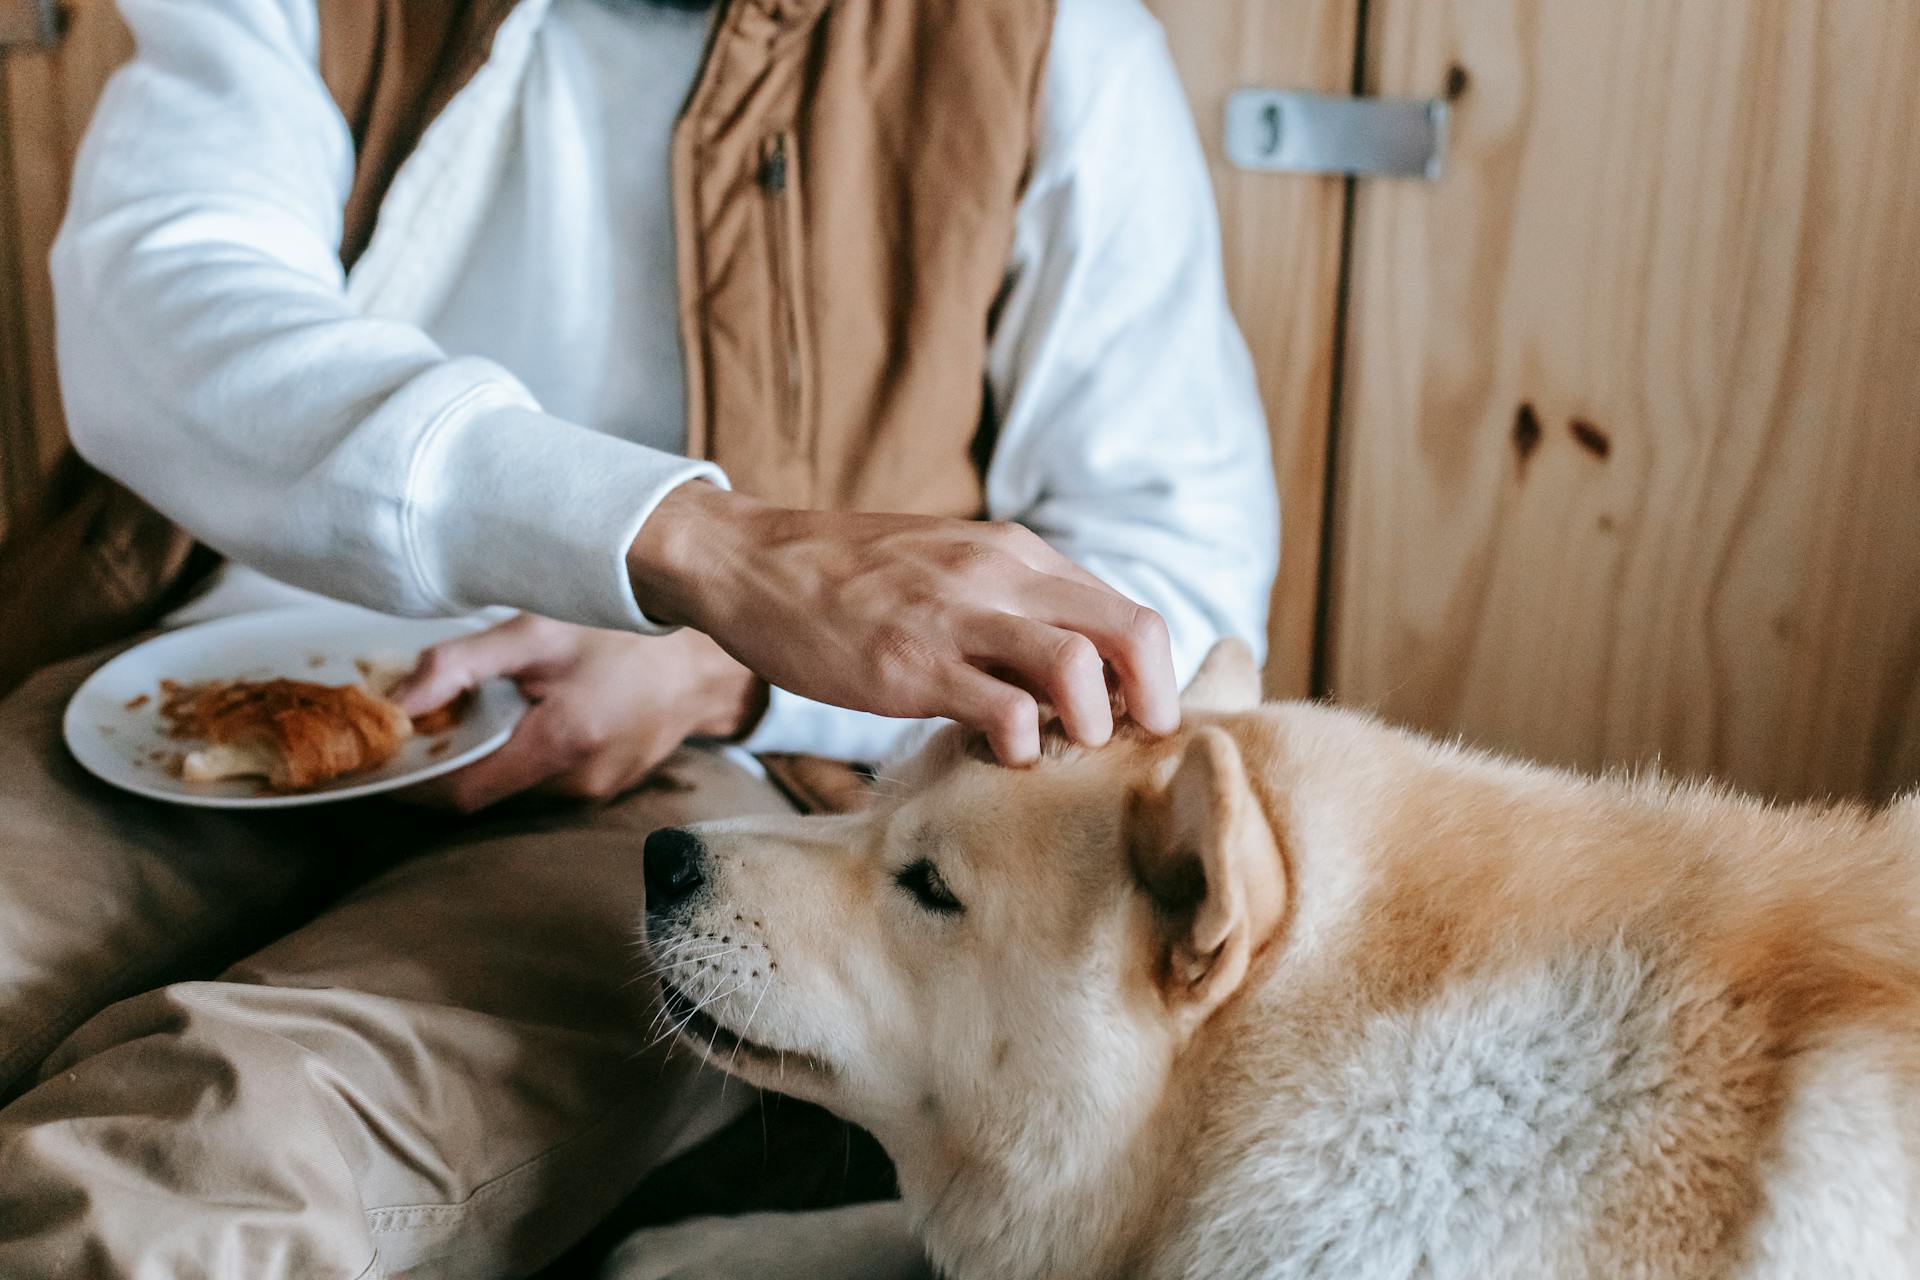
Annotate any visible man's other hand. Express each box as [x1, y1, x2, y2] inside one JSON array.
[[626, 483, 1180, 766], [391, 614, 761, 812]]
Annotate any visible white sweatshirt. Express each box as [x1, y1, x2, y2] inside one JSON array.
[[52, 0, 1278, 763]]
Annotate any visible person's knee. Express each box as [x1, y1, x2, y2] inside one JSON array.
[[0, 980, 378, 1276]]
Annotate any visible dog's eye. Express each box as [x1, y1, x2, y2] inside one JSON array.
[[895, 858, 965, 916]]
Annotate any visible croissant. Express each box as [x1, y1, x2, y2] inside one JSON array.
[[162, 678, 413, 791]]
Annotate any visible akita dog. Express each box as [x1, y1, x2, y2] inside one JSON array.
[[639, 641, 1920, 1279]]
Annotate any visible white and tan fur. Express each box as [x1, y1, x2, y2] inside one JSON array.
[[641, 642, 1920, 1279]]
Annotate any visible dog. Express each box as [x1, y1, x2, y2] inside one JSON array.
[[639, 640, 1920, 1278]]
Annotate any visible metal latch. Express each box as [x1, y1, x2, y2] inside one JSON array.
[[1226, 90, 1446, 181], [0, 0, 63, 50]]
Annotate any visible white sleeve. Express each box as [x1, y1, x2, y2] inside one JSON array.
[[742, 2, 1277, 761], [50, 0, 720, 632]]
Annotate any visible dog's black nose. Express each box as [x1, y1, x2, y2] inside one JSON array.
[[644, 827, 706, 909]]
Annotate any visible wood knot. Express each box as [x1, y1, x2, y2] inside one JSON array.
[[1569, 418, 1612, 459], [1513, 402, 1544, 465]]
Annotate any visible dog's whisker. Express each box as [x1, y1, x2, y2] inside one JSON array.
[[639, 1007, 703, 1059], [631, 949, 744, 982], [643, 996, 679, 1037], [727, 977, 773, 1077], [665, 946, 747, 967], [632, 942, 748, 979], [649, 939, 746, 966], [636, 978, 753, 1059]]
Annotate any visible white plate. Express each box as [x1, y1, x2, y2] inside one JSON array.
[[64, 606, 528, 809]]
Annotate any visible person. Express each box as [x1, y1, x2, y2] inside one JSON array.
[[0, 0, 1277, 1274]]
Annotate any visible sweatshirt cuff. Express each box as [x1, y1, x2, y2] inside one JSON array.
[[739, 685, 947, 764], [407, 404, 727, 633]]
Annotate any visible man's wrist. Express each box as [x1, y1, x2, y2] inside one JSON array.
[[626, 480, 753, 630], [675, 629, 768, 740]]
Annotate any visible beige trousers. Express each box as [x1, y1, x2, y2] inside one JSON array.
[[0, 652, 785, 1279]]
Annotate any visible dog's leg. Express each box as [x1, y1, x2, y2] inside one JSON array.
[[600, 1200, 932, 1280]]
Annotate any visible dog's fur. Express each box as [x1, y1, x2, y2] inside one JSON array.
[[643, 642, 1920, 1278]]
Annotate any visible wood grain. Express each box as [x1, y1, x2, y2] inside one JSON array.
[[1143, 0, 1357, 698], [0, 0, 130, 535], [1329, 0, 1920, 801], [0, 53, 25, 542]]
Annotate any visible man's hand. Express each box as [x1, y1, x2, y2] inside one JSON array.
[[391, 615, 761, 813], [626, 483, 1179, 765]]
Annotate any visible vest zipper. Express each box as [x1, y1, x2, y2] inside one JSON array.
[[759, 132, 808, 450]]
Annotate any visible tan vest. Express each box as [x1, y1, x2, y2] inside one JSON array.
[[0, 0, 1055, 733]]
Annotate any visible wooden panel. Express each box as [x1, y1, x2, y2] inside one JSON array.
[[0, 0, 131, 534], [1144, 0, 1357, 698], [1330, 1, 1920, 801], [0, 1, 61, 48], [0, 53, 25, 541]]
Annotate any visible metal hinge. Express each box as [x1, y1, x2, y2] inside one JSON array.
[[0, 0, 63, 51], [1226, 89, 1447, 181]]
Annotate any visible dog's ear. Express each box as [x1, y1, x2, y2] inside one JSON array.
[[1179, 640, 1262, 714], [1129, 726, 1286, 1033]]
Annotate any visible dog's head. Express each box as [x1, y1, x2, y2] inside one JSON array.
[[641, 640, 1286, 1266]]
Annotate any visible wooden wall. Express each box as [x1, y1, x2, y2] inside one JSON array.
[[1328, 0, 1920, 801], [0, 51, 28, 541], [0, 0, 131, 541]]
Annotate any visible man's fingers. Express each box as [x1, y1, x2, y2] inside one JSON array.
[[391, 616, 561, 716], [960, 614, 1114, 749], [1022, 579, 1180, 737], [1090, 598, 1179, 736], [980, 532, 1180, 735], [430, 703, 575, 812], [936, 663, 1042, 766]]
